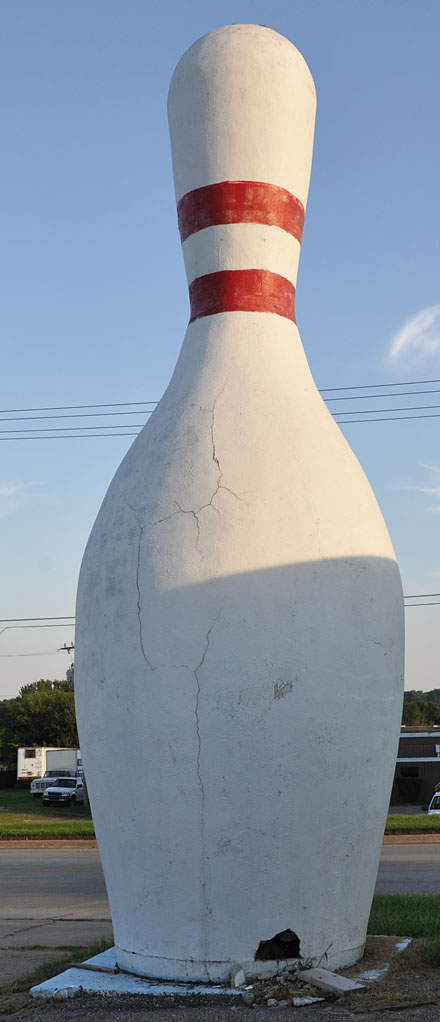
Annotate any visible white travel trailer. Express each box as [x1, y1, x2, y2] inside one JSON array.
[[17, 747, 81, 785]]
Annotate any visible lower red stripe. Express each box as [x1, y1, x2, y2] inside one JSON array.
[[189, 269, 296, 324]]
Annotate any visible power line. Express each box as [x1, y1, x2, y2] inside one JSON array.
[[0, 377, 439, 438], [404, 596, 440, 605], [335, 412, 440, 424], [0, 624, 75, 633], [0, 650, 62, 658], [2, 594, 437, 625], [2, 411, 440, 438], [0, 617, 74, 623], [0, 424, 147, 435], [1, 379, 440, 418], [1, 404, 440, 432], [326, 388, 440, 402], [0, 410, 153, 423], [0, 401, 157, 414], [320, 378, 440, 393], [0, 433, 140, 440], [335, 403, 440, 416]]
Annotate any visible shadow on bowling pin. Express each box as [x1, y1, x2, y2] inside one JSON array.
[[78, 554, 403, 976]]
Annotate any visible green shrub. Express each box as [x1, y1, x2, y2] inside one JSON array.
[[0, 771, 16, 789]]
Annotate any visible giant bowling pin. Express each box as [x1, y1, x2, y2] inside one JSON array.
[[75, 25, 404, 980]]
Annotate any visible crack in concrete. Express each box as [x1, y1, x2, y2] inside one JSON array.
[[126, 505, 199, 677], [149, 387, 247, 557], [194, 613, 221, 917], [127, 503, 154, 672], [151, 509, 182, 527], [176, 387, 247, 557]]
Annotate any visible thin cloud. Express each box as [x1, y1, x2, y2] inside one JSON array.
[[389, 305, 440, 363], [406, 464, 440, 513], [0, 480, 41, 517], [0, 486, 19, 498]]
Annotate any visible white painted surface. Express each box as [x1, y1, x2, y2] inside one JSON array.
[[182, 224, 301, 288], [168, 25, 316, 204], [75, 24, 404, 982]]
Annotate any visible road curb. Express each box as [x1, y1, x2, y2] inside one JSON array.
[[0, 839, 98, 849], [1, 835, 439, 848], [383, 833, 440, 843]]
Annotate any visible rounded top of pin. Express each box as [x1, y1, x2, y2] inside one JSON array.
[[168, 24, 316, 208]]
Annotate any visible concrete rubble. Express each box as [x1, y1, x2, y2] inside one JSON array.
[[302, 966, 365, 993], [30, 952, 350, 1005], [29, 937, 412, 1006]]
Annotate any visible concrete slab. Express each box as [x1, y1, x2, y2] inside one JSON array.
[[30, 947, 242, 999], [0, 948, 68, 985], [305, 967, 365, 993], [0, 919, 113, 949]]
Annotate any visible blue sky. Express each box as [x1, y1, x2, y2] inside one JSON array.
[[1, 0, 439, 697]]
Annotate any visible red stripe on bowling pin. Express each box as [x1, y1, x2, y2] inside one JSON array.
[[189, 269, 296, 323], [179, 181, 301, 323], [178, 180, 305, 243]]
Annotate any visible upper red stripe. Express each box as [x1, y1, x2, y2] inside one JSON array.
[[178, 181, 305, 244], [189, 269, 296, 324]]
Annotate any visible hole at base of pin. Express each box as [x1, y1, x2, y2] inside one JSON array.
[[255, 929, 300, 960]]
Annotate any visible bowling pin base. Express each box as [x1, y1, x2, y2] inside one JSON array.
[[116, 943, 366, 982]]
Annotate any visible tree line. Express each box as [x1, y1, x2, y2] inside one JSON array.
[[402, 689, 440, 726], [1, 679, 439, 775], [0, 679, 79, 771]]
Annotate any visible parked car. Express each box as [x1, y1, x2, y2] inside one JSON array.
[[42, 777, 84, 806], [31, 769, 76, 797], [427, 792, 440, 815]]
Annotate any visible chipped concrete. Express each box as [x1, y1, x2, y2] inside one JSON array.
[[273, 679, 293, 700]]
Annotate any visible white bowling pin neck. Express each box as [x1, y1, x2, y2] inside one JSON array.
[[168, 25, 316, 326]]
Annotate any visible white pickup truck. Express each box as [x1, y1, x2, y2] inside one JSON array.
[[31, 769, 76, 797], [42, 777, 85, 806]]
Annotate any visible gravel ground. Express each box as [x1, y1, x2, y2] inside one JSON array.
[[2, 938, 440, 1022], [3, 994, 440, 1022]]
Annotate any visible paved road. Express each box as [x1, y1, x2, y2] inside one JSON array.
[[0, 846, 110, 918], [0, 842, 439, 918], [375, 842, 440, 894]]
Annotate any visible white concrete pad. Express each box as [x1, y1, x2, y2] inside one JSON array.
[[30, 947, 241, 999]]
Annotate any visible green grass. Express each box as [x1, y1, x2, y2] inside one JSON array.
[[0, 788, 438, 839], [423, 937, 440, 965], [368, 894, 440, 938], [0, 814, 95, 839], [385, 814, 440, 833], [0, 788, 91, 816], [0, 788, 95, 839]]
